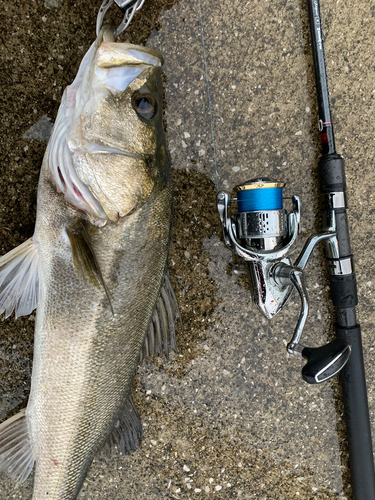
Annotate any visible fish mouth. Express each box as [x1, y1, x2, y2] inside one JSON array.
[[92, 43, 163, 94], [96, 42, 163, 69], [99, 25, 163, 66]]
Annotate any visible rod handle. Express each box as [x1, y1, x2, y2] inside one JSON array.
[[337, 325, 375, 499]]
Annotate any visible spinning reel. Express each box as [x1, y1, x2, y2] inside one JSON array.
[[217, 178, 351, 384]]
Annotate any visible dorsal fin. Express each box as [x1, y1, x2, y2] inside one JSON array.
[[0, 238, 41, 319], [0, 409, 34, 483], [139, 272, 181, 362], [67, 222, 114, 314]]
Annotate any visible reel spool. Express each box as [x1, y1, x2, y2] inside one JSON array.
[[217, 177, 351, 384], [235, 178, 287, 251]]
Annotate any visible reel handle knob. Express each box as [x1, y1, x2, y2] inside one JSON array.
[[301, 338, 351, 384]]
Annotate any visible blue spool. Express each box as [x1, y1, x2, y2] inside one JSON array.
[[237, 187, 283, 212]]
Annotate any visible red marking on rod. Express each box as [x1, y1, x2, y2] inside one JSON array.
[[321, 133, 328, 144], [323, 121, 332, 125]]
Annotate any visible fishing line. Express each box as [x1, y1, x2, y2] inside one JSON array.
[[197, 0, 219, 190], [237, 186, 283, 212]]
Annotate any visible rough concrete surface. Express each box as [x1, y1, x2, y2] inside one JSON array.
[[1, 0, 375, 499]]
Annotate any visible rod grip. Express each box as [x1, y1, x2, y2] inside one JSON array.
[[336, 325, 375, 499], [319, 154, 346, 192], [329, 274, 358, 308]]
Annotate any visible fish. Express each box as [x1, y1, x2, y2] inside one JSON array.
[[0, 26, 179, 499]]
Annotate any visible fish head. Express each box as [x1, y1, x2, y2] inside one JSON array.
[[48, 37, 168, 221]]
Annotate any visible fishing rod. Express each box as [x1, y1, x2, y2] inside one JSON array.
[[306, 0, 375, 497], [216, 0, 375, 497]]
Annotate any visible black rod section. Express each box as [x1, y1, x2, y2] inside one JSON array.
[[306, 1, 375, 498], [307, 0, 336, 155]]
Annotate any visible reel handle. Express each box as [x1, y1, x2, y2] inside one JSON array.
[[274, 262, 351, 383], [301, 338, 351, 384]]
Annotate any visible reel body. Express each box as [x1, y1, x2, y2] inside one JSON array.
[[235, 179, 297, 319], [217, 178, 351, 384]]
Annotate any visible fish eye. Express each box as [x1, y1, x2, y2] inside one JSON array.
[[132, 93, 157, 120]]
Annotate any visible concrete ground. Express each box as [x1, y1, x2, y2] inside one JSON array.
[[1, 0, 375, 499]]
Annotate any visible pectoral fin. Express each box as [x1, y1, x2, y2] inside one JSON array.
[[67, 223, 113, 314], [0, 409, 34, 483], [0, 237, 41, 319]]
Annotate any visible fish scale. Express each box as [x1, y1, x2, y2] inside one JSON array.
[[0, 30, 175, 500]]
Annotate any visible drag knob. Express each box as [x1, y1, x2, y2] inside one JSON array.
[[301, 338, 351, 384]]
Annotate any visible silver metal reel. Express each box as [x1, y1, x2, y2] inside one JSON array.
[[217, 178, 351, 384], [217, 189, 301, 319]]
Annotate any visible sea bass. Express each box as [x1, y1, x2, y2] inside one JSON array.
[[0, 28, 178, 499]]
